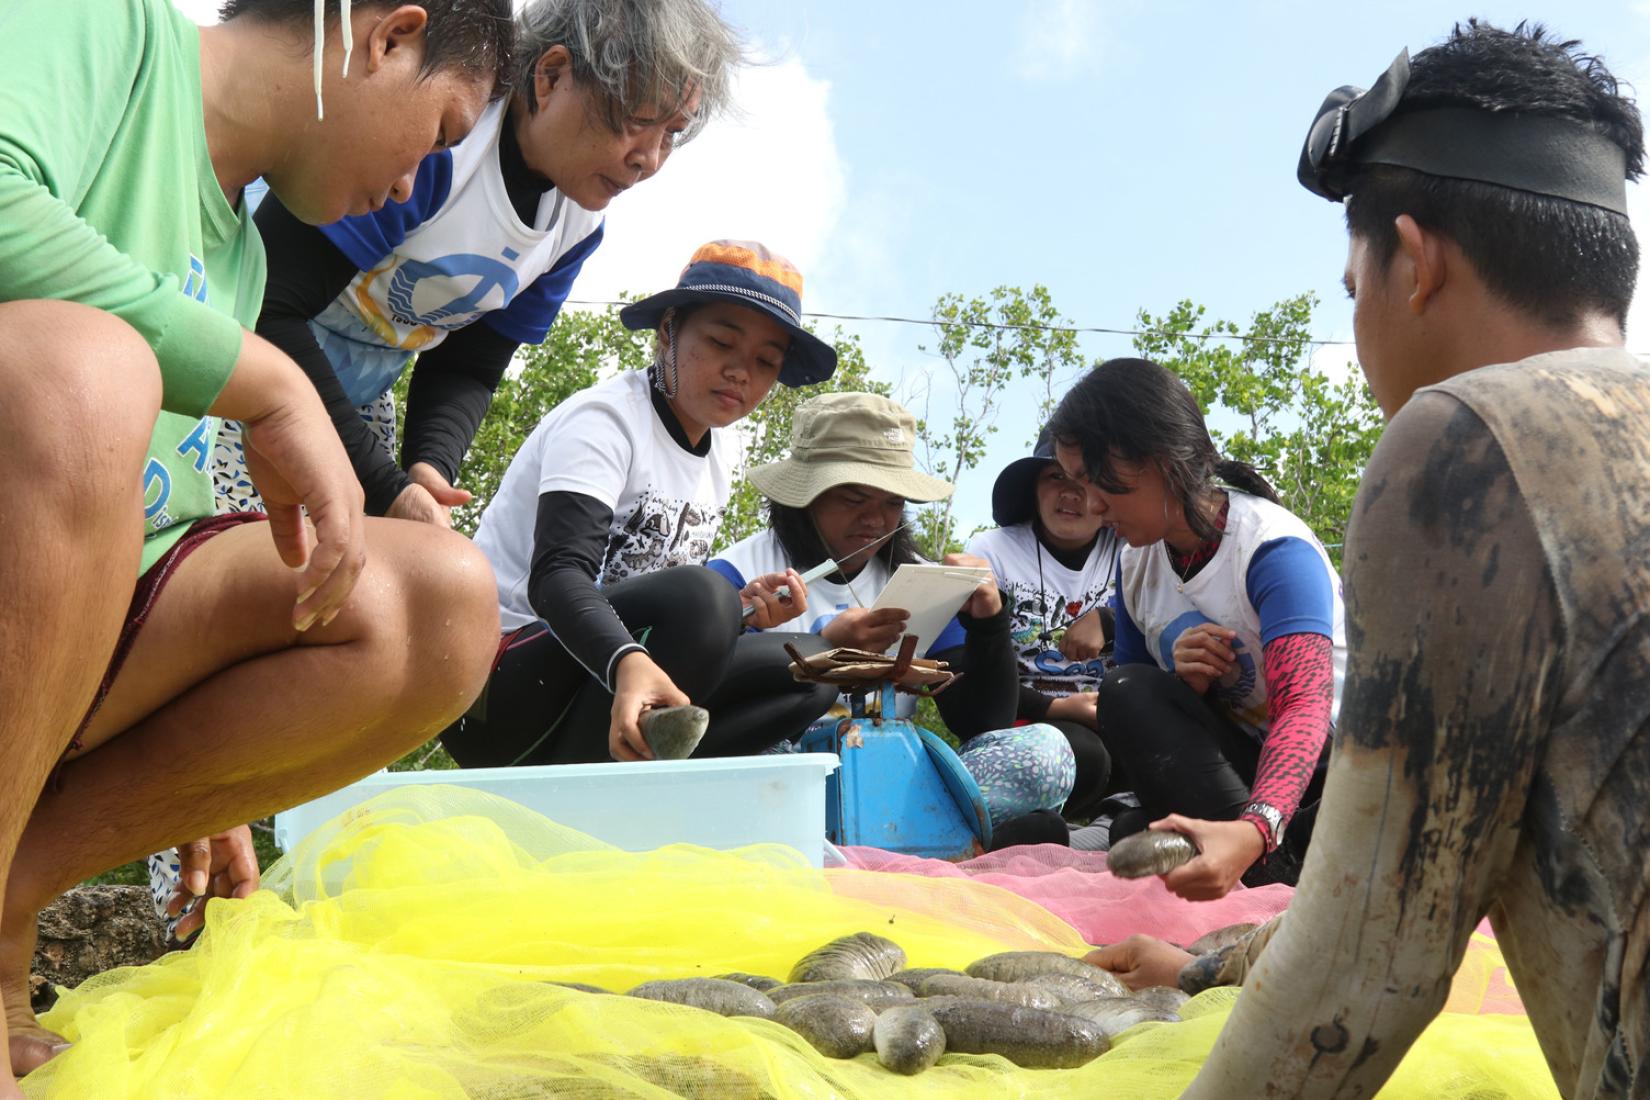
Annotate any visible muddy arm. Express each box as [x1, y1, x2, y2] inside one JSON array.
[[1184, 395, 1561, 1098]]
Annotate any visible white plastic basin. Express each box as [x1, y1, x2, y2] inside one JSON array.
[[272, 753, 842, 867]]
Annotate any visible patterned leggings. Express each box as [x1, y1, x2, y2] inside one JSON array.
[[958, 723, 1077, 829]]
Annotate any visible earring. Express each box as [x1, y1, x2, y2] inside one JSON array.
[[652, 316, 680, 398], [666, 320, 680, 396]]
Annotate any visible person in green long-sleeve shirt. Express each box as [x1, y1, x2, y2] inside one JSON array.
[[0, 1, 513, 1088]]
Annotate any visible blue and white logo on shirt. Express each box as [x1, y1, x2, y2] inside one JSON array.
[[383, 248, 523, 330], [1158, 609, 1258, 703]]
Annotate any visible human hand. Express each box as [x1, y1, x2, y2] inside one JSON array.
[[1048, 691, 1099, 729], [168, 825, 261, 942], [387, 462, 471, 527], [215, 333, 366, 632], [1171, 623, 1238, 695], [609, 651, 690, 761], [1083, 934, 1195, 991], [820, 607, 910, 652], [741, 568, 809, 629], [943, 552, 1002, 617], [386, 482, 447, 526], [1059, 607, 1107, 661], [1153, 815, 1266, 901]]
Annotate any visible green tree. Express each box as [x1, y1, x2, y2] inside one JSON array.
[[906, 284, 1086, 558], [1130, 293, 1383, 559]]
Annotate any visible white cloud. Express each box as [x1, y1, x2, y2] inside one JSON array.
[[1309, 340, 1361, 387], [172, 0, 218, 24], [1014, 0, 1102, 82], [567, 54, 846, 307]]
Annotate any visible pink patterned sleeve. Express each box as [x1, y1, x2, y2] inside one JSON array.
[[1241, 632, 1335, 850]]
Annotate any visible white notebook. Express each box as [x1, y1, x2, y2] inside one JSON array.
[[869, 563, 993, 655]]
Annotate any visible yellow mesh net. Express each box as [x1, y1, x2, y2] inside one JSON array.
[[23, 788, 1557, 1099]]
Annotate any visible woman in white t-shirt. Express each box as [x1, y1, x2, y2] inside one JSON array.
[[966, 427, 1122, 820], [442, 242, 840, 766], [710, 393, 1078, 850], [1047, 358, 1345, 900]]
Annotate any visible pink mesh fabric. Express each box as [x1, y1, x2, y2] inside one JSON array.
[[837, 848, 1529, 1018], [838, 844, 1295, 947]]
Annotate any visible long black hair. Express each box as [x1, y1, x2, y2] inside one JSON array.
[[1046, 358, 1279, 542], [767, 499, 922, 581]]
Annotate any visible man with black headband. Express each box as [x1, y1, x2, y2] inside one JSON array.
[[1172, 21, 1649, 1098]]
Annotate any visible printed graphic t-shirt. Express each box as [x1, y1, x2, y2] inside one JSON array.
[[313, 98, 604, 407], [0, 0, 262, 571], [1112, 490, 1346, 739], [966, 523, 1120, 697], [475, 370, 738, 631]]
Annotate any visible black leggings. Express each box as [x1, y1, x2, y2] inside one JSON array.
[[1095, 663, 1325, 881], [442, 566, 839, 766], [1043, 718, 1114, 821]]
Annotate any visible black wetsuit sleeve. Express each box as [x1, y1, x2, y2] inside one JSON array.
[[1017, 684, 1055, 723], [400, 323, 518, 483], [528, 490, 645, 692], [931, 604, 1020, 740], [254, 192, 412, 514]]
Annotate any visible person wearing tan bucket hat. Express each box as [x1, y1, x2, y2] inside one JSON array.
[[746, 393, 955, 514], [709, 393, 1080, 850], [442, 240, 841, 770]]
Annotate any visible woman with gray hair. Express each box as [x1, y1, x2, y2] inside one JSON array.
[[220, 0, 746, 527]]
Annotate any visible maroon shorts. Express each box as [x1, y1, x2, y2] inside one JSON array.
[[70, 512, 268, 753]]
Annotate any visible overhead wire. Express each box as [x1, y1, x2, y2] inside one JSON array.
[[563, 298, 1351, 350], [564, 297, 1650, 356]]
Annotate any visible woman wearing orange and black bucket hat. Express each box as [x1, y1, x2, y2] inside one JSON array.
[[442, 241, 841, 767]]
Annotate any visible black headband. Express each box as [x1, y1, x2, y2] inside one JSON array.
[[1299, 50, 1630, 215]]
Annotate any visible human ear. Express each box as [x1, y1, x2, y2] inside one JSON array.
[[365, 5, 429, 74], [1394, 214, 1445, 315], [534, 45, 573, 110], [654, 308, 677, 351]]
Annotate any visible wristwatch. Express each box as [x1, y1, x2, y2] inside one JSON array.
[[1241, 801, 1284, 851]]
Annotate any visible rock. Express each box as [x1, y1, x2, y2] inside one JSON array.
[[29, 885, 168, 995], [28, 974, 57, 1014]]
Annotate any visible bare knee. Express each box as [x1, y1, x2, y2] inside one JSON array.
[[360, 524, 499, 723], [0, 302, 161, 487]]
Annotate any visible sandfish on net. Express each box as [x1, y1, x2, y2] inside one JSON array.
[[24, 787, 1555, 1099]]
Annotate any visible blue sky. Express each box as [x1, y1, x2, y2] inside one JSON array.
[[692, 1, 1647, 341], [177, 0, 1650, 532]]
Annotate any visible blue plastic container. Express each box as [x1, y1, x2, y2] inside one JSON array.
[[799, 683, 991, 860]]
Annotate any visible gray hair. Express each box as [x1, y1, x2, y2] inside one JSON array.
[[516, 0, 744, 142]]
